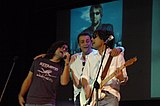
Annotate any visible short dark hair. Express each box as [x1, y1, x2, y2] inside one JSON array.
[[93, 30, 115, 48], [77, 32, 92, 44]]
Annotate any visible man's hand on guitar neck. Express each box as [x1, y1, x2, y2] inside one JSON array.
[[116, 68, 128, 84]]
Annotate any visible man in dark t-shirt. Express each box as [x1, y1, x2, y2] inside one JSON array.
[[18, 41, 71, 106], [26, 58, 62, 104]]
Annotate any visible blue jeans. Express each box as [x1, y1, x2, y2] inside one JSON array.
[[25, 104, 55, 106]]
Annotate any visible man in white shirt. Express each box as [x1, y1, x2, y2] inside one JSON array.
[[70, 32, 95, 106], [81, 30, 128, 106], [70, 32, 124, 106]]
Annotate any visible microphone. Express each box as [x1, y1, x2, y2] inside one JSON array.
[[63, 55, 67, 59], [63, 52, 69, 59], [105, 35, 114, 44]]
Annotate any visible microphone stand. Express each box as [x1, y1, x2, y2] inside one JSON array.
[[86, 46, 107, 106], [0, 56, 18, 103]]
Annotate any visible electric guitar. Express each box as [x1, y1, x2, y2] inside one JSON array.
[[80, 57, 137, 106]]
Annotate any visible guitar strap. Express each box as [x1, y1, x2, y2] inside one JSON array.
[[101, 55, 113, 80]]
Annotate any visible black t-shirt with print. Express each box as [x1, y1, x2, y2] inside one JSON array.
[[26, 57, 63, 105]]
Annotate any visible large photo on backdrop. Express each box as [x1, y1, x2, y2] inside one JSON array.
[[70, 0, 123, 54]]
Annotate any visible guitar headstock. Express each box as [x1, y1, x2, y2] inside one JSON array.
[[124, 57, 137, 67]]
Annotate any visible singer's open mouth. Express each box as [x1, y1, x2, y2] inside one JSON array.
[[83, 46, 89, 49], [60, 51, 64, 55]]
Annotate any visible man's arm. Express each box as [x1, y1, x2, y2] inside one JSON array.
[[81, 78, 91, 99], [18, 71, 33, 106], [70, 54, 82, 88], [33, 54, 46, 60], [116, 53, 128, 85], [60, 52, 70, 85], [116, 69, 128, 85], [70, 69, 82, 88], [110, 47, 124, 57]]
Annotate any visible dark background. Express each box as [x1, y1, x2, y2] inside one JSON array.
[[0, 0, 160, 105]]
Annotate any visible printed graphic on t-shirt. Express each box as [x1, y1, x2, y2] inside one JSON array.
[[36, 62, 59, 82]]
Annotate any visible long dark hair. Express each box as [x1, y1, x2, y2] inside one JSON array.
[[44, 41, 69, 59]]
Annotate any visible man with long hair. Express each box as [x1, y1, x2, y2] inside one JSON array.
[[18, 41, 71, 106]]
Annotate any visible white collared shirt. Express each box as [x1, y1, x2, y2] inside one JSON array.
[[81, 48, 127, 101], [70, 49, 97, 101]]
